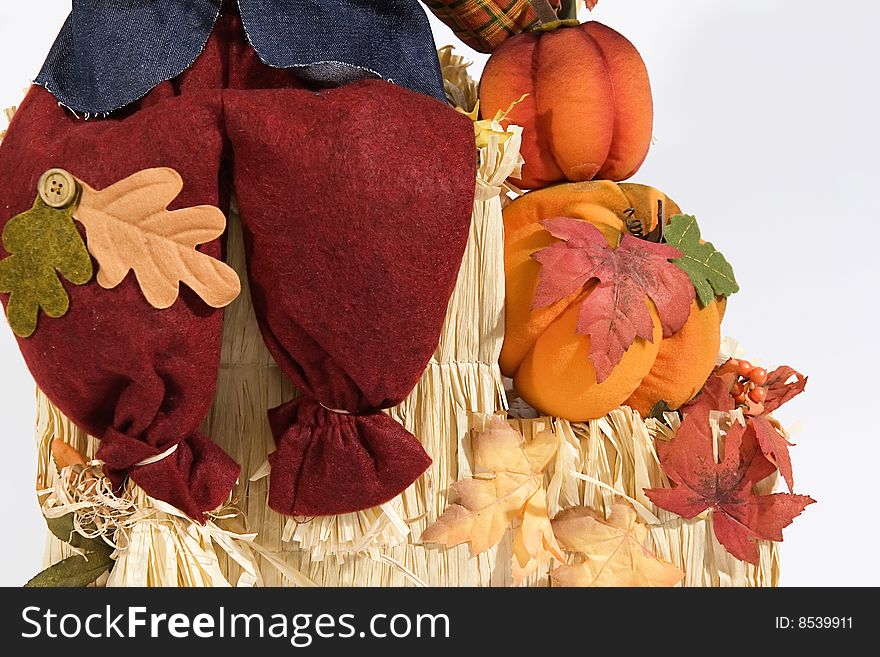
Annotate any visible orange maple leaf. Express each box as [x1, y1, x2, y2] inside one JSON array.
[[551, 502, 684, 587], [73, 168, 240, 309], [421, 417, 564, 584]]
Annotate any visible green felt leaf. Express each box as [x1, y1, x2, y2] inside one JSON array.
[[663, 214, 739, 307], [45, 513, 112, 555], [0, 197, 93, 337], [24, 551, 112, 588]]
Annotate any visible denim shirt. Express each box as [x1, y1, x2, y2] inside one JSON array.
[[35, 0, 448, 116]]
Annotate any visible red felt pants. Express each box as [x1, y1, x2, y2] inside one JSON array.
[[0, 12, 475, 519]]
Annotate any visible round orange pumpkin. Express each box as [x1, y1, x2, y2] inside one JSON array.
[[502, 181, 724, 421], [480, 21, 653, 190], [624, 298, 725, 418]]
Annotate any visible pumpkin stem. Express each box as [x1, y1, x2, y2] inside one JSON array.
[[624, 208, 644, 238], [529, 0, 561, 24], [625, 202, 666, 243], [558, 0, 580, 21], [641, 199, 666, 243]]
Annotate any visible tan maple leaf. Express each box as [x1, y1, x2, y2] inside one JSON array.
[[421, 417, 564, 584], [551, 502, 684, 587], [511, 486, 562, 584], [74, 168, 240, 309]]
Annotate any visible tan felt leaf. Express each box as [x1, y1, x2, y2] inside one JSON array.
[[551, 503, 684, 587], [74, 168, 240, 309], [422, 418, 560, 558], [511, 487, 565, 585]]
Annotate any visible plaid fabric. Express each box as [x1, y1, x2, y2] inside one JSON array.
[[424, 0, 541, 53]]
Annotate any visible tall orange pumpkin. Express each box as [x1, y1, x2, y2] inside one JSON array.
[[480, 21, 653, 190], [502, 181, 723, 421]]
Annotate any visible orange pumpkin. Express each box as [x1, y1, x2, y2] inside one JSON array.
[[502, 181, 723, 421], [480, 21, 653, 190], [624, 298, 725, 418]]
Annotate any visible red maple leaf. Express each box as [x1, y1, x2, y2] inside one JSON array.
[[751, 415, 796, 492], [762, 365, 808, 414], [681, 373, 735, 417], [681, 360, 807, 491], [531, 218, 694, 382], [645, 400, 814, 564]]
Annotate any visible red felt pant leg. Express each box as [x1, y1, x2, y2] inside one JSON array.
[[224, 80, 476, 516], [0, 84, 238, 520]]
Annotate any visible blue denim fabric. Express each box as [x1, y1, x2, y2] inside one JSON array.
[[35, 0, 447, 116]]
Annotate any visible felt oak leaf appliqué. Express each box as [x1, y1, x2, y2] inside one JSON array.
[[663, 214, 739, 307], [73, 168, 240, 309], [645, 400, 814, 564], [532, 218, 694, 381], [551, 502, 684, 587], [421, 417, 564, 584], [0, 198, 93, 337]]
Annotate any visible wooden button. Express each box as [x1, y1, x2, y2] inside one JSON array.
[[38, 168, 78, 208]]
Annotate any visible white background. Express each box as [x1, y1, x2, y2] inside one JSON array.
[[0, 1, 877, 586]]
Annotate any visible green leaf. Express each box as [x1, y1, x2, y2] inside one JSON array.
[[25, 551, 112, 588], [45, 513, 112, 555], [663, 214, 739, 307], [0, 197, 93, 337]]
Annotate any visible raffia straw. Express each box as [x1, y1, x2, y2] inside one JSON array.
[[497, 384, 780, 587], [0, 105, 17, 143], [35, 403, 315, 587], [39, 462, 139, 552], [35, 388, 103, 572], [437, 46, 478, 114]]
